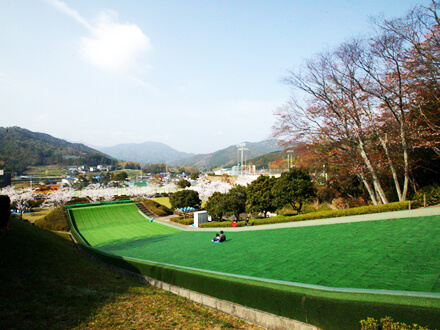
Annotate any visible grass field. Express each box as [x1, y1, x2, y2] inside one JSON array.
[[70, 203, 440, 294]]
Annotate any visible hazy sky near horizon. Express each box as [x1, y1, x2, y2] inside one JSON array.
[[1, 0, 423, 154]]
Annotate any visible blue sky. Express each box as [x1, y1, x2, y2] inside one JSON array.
[[0, 0, 423, 153]]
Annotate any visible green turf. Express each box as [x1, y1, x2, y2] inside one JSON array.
[[96, 215, 440, 294], [71, 203, 180, 247]]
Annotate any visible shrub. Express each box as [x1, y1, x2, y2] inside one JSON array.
[[113, 195, 131, 201], [200, 220, 246, 228], [300, 205, 316, 214], [177, 179, 191, 189], [142, 199, 173, 217], [360, 316, 430, 329], [35, 206, 69, 231], [317, 203, 332, 212], [170, 216, 194, 225], [0, 195, 11, 229], [66, 197, 90, 205], [412, 184, 440, 208], [156, 192, 170, 197], [29, 199, 44, 208]]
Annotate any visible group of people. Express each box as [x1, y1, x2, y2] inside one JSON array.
[[232, 217, 250, 227], [212, 231, 226, 243]]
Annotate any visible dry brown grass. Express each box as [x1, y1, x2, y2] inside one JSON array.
[[20, 208, 51, 223], [1, 219, 263, 330]]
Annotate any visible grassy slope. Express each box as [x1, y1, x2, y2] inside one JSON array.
[[72, 203, 179, 247], [0, 219, 261, 329], [20, 208, 52, 222], [154, 197, 172, 208], [97, 216, 440, 293]]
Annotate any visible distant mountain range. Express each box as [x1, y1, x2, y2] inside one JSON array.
[[0, 127, 115, 174], [94, 139, 282, 169], [168, 140, 282, 169], [95, 142, 195, 164], [0, 127, 284, 173]]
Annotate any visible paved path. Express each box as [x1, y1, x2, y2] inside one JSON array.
[[153, 206, 440, 232]]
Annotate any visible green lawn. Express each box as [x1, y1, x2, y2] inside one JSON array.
[[71, 203, 440, 294]]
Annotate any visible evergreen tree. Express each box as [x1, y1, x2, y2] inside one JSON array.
[[246, 175, 276, 217], [204, 191, 227, 221], [225, 184, 247, 221], [272, 169, 316, 214]]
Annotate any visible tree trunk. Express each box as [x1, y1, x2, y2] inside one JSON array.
[[357, 172, 379, 205], [378, 135, 404, 201], [358, 137, 389, 204], [400, 125, 409, 201]]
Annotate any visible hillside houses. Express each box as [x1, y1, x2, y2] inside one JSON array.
[[68, 165, 112, 175]]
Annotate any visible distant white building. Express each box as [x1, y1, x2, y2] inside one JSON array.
[[214, 168, 233, 176]]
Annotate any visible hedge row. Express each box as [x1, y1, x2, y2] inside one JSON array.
[[170, 216, 194, 226], [200, 201, 409, 228], [142, 199, 173, 217], [200, 220, 246, 228]]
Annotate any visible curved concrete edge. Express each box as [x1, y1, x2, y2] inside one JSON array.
[[151, 278, 318, 330], [69, 233, 318, 330]]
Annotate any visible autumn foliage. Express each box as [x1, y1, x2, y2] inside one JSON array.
[[273, 2, 440, 205]]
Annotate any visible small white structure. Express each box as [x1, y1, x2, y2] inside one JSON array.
[[193, 211, 208, 227]]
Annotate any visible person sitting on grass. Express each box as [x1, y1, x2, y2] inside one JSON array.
[[212, 233, 220, 242], [219, 231, 226, 242]]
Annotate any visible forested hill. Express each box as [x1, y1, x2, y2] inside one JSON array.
[[246, 150, 285, 168], [170, 139, 282, 169], [0, 127, 115, 174]]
